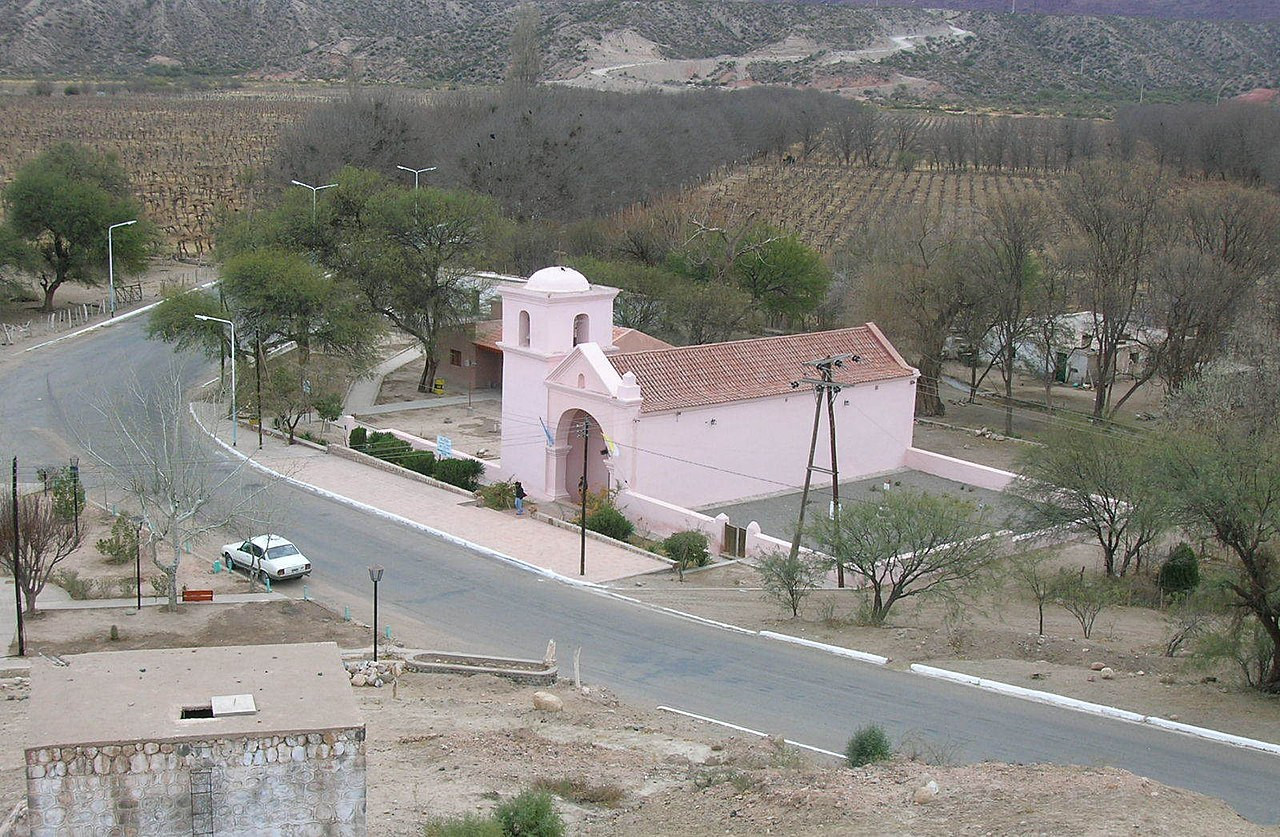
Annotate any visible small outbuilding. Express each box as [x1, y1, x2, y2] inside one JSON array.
[[26, 642, 366, 836]]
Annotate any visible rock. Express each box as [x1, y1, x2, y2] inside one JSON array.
[[1100, 667, 1114, 680], [1087, 676, 1096, 682], [1169, 714, 1180, 721], [1030, 672, 1047, 680], [351, 674, 367, 687], [913, 780, 939, 805], [532, 691, 563, 712], [1137, 670, 1145, 676], [1090, 662, 1105, 671]]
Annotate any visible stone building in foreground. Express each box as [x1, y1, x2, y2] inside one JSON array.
[[26, 642, 366, 836]]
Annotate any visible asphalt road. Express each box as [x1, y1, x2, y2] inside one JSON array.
[[4, 317, 1279, 825]]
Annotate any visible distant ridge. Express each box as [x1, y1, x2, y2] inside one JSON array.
[[804, 0, 1279, 24]]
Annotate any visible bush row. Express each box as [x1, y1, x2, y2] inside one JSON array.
[[348, 426, 484, 491]]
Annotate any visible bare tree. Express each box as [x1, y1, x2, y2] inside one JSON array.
[[84, 369, 271, 609], [0, 490, 83, 614], [976, 193, 1048, 435], [504, 5, 543, 93], [1060, 161, 1167, 418]]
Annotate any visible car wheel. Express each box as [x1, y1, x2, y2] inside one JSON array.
[[222, 552, 234, 571]]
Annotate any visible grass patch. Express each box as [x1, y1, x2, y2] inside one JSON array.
[[531, 776, 625, 808]]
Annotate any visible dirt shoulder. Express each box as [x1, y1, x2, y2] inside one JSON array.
[[617, 546, 1280, 746], [0, 601, 1271, 835]]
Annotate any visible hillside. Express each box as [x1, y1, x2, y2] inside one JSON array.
[[810, 0, 1279, 24], [0, 1, 1276, 109]]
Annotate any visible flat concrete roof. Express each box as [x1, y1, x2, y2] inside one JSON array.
[[29, 642, 362, 749]]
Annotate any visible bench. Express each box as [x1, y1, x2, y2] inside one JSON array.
[[181, 589, 214, 603]]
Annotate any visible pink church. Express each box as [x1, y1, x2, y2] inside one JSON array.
[[497, 266, 922, 510]]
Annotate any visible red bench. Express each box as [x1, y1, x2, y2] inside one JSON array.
[[181, 589, 214, 603]]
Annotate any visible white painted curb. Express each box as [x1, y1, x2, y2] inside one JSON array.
[[188, 404, 604, 592], [911, 663, 1280, 757], [759, 632, 889, 665], [25, 281, 218, 352], [656, 705, 845, 760]]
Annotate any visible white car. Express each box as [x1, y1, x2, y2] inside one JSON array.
[[221, 535, 312, 580]]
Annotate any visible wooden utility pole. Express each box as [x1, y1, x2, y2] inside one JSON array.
[[788, 353, 861, 587]]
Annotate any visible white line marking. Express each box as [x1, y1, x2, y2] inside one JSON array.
[[657, 705, 844, 760]]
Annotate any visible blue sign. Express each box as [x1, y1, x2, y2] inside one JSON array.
[[436, 435, 453, 459]]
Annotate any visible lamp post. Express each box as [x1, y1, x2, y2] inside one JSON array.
[[395, 165, 437, 191], [368, 565, 384, 662], [194, 315, 237, 447], [134, 517, 143, 610], [290, 179, 337, 222], [107, 219, 137, 317]]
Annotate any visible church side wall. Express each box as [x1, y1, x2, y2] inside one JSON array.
[[631, 377, 916, 509]]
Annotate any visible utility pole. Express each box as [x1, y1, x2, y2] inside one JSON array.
[[11, 458, 24, 656], [69, 456, 80, 541], [788, 353, 861, 587], [579, 417, 590, 577], [255, 337, 264, 449]]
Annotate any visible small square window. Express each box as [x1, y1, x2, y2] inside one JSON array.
[[450, 350, 463, 367]]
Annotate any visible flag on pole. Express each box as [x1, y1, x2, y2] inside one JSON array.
[[539, 417, 555, 446]]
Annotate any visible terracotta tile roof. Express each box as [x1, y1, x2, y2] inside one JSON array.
[[607, 324, 915, 413], [472, 321, 672, 353]]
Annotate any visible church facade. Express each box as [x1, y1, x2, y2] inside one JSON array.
[[497, 266, 920, 509]]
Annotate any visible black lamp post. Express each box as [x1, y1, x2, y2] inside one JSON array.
[[368, 565, 384, 662], [134, 517, 143, 610]]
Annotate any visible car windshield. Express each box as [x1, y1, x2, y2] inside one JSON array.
[[266, 544, 300, 560]]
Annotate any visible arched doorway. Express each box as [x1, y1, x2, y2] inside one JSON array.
[[554, 408, 609, 501]]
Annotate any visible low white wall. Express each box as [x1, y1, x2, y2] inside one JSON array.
[[618, 490, 724, 551], [904, 447, 1016, 491]]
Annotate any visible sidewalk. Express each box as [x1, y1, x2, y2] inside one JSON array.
[[344, 345, 423, 414], [198, 406, 669, 584]]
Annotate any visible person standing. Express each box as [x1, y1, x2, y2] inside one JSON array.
[[514, 480, 526, 515]]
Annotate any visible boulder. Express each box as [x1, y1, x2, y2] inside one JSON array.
[[1100, 667, 1115, 680], [1090, 662, 1105, 671], [532, 691, 563, 712], [913, 780, 939, 805], [351, 674, 367, 687]]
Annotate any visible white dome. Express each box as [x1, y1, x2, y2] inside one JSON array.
[[526, 265, 590, 293]]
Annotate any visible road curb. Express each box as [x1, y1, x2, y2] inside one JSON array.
[[910, 663, 1280, 758], [189, 404, 605, 592], [759, 631, 889, 665]]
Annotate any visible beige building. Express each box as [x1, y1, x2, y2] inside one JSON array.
[[26, 643, 366, 836]]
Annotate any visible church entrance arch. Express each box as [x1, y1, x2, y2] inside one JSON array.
[[554, 408, 609, 501]]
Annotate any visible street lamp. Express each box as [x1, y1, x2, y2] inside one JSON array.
[[107, 219, 137, 317], [290, 179, 337, 222], [368, 565, 384, 662], [395, 165, 437, 191], [194, 315, 237, 447]]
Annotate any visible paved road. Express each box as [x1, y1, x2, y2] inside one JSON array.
[[4, 318, 1279, 825]]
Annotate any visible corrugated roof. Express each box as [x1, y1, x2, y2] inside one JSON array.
[[607, 325, 914, 413]]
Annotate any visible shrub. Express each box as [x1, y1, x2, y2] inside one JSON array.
[[477, 479, 517, 510], [663, 530, 710, 580], [846, 724, 893, 767], [1158, 543, 1200, 597], [348, 426, 368, 450], [530, 776, 624, 808], [366, 431, 413, 463], [96, 515, 139, 565], [421, 812, 505, 837], [495, 790, 564, 837], [435, 458, 485, 491], [404, 450, 437, 477], [52, 569, 93, 600], [1053, 569, 1118, 639], [585, 506, 634, 541], [758, 550, 824, 617]]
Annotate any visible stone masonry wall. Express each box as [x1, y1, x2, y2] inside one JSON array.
[[26, 727, 366, 836]]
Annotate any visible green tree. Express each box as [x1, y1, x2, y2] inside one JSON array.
[[758, 549, 825, 618], [810, 489, 998, 625], [729, 230, 831, 324], [240, 354, 346, 445], [3, 143, 149, 311], [326, 172, 501, 391]]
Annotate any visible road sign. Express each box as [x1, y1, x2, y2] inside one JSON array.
[[437, 435, 453, 458]]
